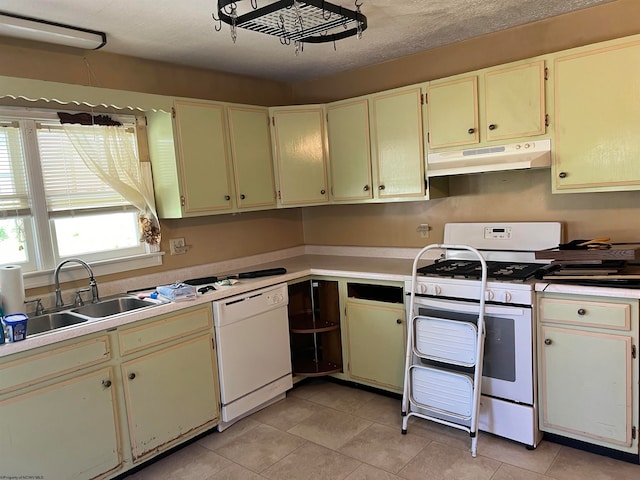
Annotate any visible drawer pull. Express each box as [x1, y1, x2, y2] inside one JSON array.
[[102, 379, 112, 388], [128, 373, 136, 380], [396, 318, 402, 324], [467, 128, 475, 134], [544, 338, 552, 346], [577, 308, 586, 316]]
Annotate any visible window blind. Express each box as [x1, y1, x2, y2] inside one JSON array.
[[36, 122, 133, 215], [0, 121, 31, 216]]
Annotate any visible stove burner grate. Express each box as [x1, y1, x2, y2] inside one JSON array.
[[417, 260, 544, 281]]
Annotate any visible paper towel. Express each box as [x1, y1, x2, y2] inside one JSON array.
[[0, 265, 25, 315]]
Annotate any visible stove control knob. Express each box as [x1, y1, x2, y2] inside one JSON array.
[[434, 285, 442, 295], [415, 283, 427, 295], [504, 291, 512, 303], [485, 290, 494, 301]]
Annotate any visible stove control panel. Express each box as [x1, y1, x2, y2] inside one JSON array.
[[484, 227, 512, 240]]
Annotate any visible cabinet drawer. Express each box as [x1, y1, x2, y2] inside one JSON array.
[[119, 305, 212, 356], [539, 296, 632, 330], [0, 336, 111, 395]]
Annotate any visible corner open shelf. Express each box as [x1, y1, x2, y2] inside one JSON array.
[[287, 279, 342, 377]]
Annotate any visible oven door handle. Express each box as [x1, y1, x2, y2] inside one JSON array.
[[414, 298, 525, 316]]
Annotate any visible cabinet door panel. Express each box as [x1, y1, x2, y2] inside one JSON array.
[[327, 99, 373, 201], [346, 300, 405, 390], [485, 61, 546, 141], [554, 41, 640, 191], [228, 106, 277, 209], [272, 108, 328, 205], [174, 100, 233, 213], [372, 88, 425, 197], [540, 325, 633, 446], [427, 76, 479, 148], [122, 335, 218, 460], [0, 367, 120, 479]]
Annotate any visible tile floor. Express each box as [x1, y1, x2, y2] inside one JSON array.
[[124, 379, 640, 480]]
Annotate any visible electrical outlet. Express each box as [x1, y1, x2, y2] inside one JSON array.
[[417, 224, 430, 239], [169, 237, 186, 255]]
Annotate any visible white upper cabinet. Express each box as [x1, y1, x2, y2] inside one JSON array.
[[326, 98, 373, 202], [227, 105, 277, 210], [427, 59, 547, 151], [370, 85, 426, 198], [270, 105, 329, 206]]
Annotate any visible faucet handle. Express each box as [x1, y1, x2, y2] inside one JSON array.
[[74, 288, 91, 307], [24, 298, 45, 316]]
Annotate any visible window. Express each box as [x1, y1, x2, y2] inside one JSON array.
[[0, 108, 161, 286]]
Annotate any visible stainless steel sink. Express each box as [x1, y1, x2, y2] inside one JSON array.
[[70, 295, 166, 319], [26, 312, 88, 336]]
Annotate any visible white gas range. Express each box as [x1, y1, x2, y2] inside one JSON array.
[[405, 222, 562, 448]]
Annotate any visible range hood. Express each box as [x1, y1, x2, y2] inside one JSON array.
[[427, 139, 551, 177]]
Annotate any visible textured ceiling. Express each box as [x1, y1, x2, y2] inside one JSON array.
[[0, 0, 616, 82]]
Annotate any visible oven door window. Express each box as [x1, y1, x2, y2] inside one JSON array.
[[416, 307, 516, 382]]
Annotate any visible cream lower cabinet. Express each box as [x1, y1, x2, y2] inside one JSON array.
[[538, 293, 639, 454], [343, 281, 406, 393], [0, 335, 121, 480], [118, 304, 220, 463], [552, 38, 640, 193]]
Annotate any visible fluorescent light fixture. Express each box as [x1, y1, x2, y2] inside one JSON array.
[[0, 11, 106, 50]]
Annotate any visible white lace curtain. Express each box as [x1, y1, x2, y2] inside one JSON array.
[[61, 124, 161, 246]]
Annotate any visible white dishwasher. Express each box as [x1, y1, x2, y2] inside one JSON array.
[[212, 282, 292, 431]]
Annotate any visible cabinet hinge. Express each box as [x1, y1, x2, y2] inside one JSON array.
[[212, 338, 215, 350], [180, 195, 185, 207], [545, 114, 550, 128], [171, 107, 176, 119], [326, 113, 329, 123], [422, 93, 427, 105], [544, 67, 549, 81], [277, 190, 281, 200], [427, 131, 430, 144], [271, 116, 275, 126], [633, 426, 637, 440], [632, 345, 637, 359]]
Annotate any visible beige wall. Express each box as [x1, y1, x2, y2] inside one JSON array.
[[291, 0, 640, 103], [3, 0, 640, 294], [302, 170, 640, 246], [298, 0, 640, 248], [0, 37, 292, 106]]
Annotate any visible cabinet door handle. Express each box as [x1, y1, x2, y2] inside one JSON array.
[[577, 308, 586, 316], [102, 379, 112, 388], [488, 124, 497, 131], [544, 338, 552, 345], [379, 184, 386, 190], [396, 318, 402, 324], [240, 194, 246, 200], [363, 185, 370, 192], [467, 128, 475, 134], [320, 189, 326, 195], [559, 172, 567, 179], [128, 373, 136, 380], [224, 195, 231, 201]]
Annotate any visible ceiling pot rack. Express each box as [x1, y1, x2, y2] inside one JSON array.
[[213, 0, 367, 54]]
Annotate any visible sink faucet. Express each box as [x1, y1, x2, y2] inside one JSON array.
[[54, 258, 100, 308]]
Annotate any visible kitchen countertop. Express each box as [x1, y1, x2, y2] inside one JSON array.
[[0, 251, 422, 358], [11, 246, 639, 359], [535, 281, 640, 299]]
